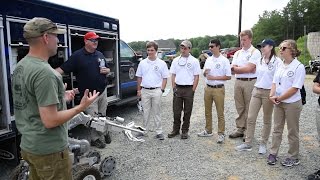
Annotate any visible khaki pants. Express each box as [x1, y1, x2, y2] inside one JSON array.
[[21, 148, 72, 180], [270, 100, 302, 159], [141, 88, 163, 134], [204, 86, 225, 134], [317, 105, 320, 143], [245, 87, 273, 144], [85, 88, 108, 116], [234, 79, 256, 133], [85, 88, 108, 141]]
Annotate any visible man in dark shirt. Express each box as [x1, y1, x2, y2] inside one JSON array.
[[56, 31, 110, 148]]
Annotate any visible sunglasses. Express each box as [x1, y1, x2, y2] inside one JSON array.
[[279, 46, 289, 51], [87, 39, 98, 43], [180, 46, 188, 50], [209, 45, 216, 48]]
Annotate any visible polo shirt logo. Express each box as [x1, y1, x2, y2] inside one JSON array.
[[246, 55, 251, 61], [287, 71, 294, 77], [268, 64, 274, 70], [215, 64, 221, 69], [187, 63, 192, 69], [154, 66, 159, 71]]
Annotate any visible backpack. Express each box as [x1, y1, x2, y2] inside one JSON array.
[[300, 85, 306, 105], [295, 63, 306, 105]]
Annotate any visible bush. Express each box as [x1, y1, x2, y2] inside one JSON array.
[[297, 36, 312, 65], [191, 48, 200, 58]]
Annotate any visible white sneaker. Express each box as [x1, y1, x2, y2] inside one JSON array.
[[235, 143, 252, 151], [258, 144, 267, 154], [197, 130, 213, 137], [217, 134, 225, 143]]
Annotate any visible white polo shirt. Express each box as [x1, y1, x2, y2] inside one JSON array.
[[273, 58, 306, 103], [136, 58, 170, 88], [170, 54, 201, 85], [255, 55, 282, 89], [232, 45, 261, 78], [204, 54, 231, 85]]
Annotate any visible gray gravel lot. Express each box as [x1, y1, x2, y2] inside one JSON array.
[[0, 74, 318, 180], [103, 74, 320, 180]]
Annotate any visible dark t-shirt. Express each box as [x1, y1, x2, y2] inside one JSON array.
[[60, 48, 108, 96], [314, 71, 320, 105]]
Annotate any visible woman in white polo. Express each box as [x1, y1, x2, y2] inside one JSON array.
[[235, 39, 282, 154], [267, 39, 305, 167]]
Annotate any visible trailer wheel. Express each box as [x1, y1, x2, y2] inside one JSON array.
[[10, 160, 29, 180], [73, 165, 101, 180], [100, 156, 116, 176]]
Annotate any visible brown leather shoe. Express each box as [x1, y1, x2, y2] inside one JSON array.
[[181, 133, 188, 139], [229, 131, 244, 138], [168, 131, 180, 138]]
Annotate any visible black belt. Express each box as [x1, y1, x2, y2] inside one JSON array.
[[207, 84, 224, 88], [142, 87, 159, 90], [176, 84, 193, 88], [256, 87, 270, 91], [236, 77, 257, 81]]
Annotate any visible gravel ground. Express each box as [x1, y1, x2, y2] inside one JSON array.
[[102, 74, 320, 180], [0, 74, 318, 180]]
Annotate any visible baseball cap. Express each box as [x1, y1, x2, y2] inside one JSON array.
[[257, 39, 275, 48], [180, 40, 192, 49], [84, 32, 100, 40], [23, 17, 66, 39]]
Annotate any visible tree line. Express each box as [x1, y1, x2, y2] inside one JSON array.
[[129, 0, 320, 62]]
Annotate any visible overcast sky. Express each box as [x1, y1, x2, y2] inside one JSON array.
[[44, 0, 290, 43]]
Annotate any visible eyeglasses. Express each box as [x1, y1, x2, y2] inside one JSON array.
[[209, 45, 216, 49], [279, 46, 289, 51], [87, 39, 98, 43]]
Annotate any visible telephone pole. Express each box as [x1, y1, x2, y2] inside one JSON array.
[[238, 0, 242, 47]]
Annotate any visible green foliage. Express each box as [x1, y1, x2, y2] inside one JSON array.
[[128, 41, 147, 51], [252, 10, 286, 46], [128, 36, 238, 54], [296, 35, 312, 65], [191, 48, 200, 58], [253, 0, 320, 47], [129, 0, 320, 60]]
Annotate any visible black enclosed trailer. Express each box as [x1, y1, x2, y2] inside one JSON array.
[[0, 0, 140, 166]]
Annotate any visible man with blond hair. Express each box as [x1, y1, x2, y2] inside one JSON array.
[[229, 29, 261, 139]]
